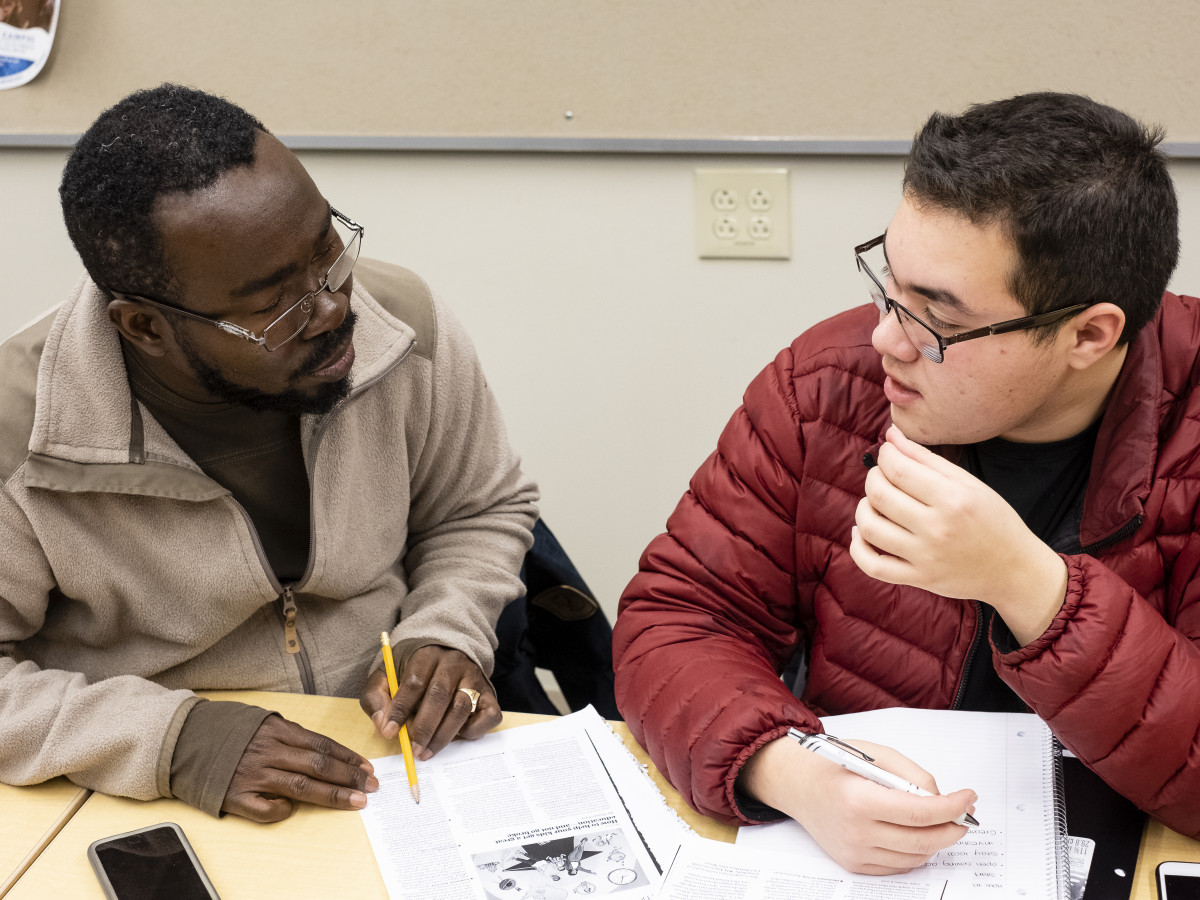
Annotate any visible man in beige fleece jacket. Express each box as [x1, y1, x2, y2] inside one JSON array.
[[0, 85, 539, 821]]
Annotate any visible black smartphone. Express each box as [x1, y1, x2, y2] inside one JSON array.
[[1158, 861, 1200, 900], [86, 822, 220, 900]]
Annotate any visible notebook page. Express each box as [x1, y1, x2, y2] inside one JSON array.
[[655, 835, 947, 899], [736, 709, 1063, 899]]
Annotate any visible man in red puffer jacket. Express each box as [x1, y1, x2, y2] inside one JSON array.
[[614, 92, 1200, 876]]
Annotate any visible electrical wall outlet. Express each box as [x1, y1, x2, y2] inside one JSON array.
[[694, 168, 790, 259]]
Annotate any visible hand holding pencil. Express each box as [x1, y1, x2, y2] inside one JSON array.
[[380, 632, 420, 803], [359, 638, 502, 795]]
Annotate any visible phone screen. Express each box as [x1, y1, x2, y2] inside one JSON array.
[[1164, 875, 1200, 900], [92, 825, 216, 900]]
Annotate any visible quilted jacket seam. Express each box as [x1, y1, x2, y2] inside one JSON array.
[[688, 489, 793, 584]]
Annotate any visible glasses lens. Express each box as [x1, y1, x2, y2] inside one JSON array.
[[857, 240, 944, 362], [262, 296, 315, 351], [893, 305, 943, 362], [858, 266, 889, 315], [325, 221, 362, 294], [856, 241, 891, 313]]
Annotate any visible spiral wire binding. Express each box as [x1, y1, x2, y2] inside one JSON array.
[[1048, 734, 1071, 898]]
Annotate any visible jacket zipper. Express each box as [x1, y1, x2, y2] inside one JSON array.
[[227, 500, 319, 694], [276, 585, 316, 692], [276, 336, 419, 692], [281, 586, 300, 653], [950, 602, 983, 710], [1080, 515, 1143, 556]]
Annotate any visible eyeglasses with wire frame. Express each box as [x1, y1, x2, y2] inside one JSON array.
[[854, 234, 1091, 363], [117, 207, 364, 352]]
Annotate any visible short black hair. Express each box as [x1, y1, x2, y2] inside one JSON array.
[[59, 83, 267, 303], [903, 92, 1178, 344]]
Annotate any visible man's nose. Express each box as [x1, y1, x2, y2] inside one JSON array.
[[302, 282, 348, 338], [871, 305, 920, 362]]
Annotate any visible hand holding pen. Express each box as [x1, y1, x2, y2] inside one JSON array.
[[789, 729, 979, 827], [739, 731, 977, 875]]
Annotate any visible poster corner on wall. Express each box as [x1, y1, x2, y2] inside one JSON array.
[[0, 0, 60, 91]]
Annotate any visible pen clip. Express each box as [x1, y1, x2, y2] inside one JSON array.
[[820, 734, 876, 762], [789, 728, 876, 762]]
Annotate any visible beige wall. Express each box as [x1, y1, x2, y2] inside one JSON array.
[[6, 1, 1200, 144], [6, 150, 1200, 618]]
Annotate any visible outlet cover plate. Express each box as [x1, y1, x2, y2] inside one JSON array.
[[695, 168, 790, 259]]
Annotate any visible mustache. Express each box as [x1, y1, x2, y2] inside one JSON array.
[[297, 307, 358, 376]]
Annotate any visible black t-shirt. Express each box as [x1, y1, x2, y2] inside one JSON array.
[[124, 347, 311, 584], [954, 422, 1100, 712]]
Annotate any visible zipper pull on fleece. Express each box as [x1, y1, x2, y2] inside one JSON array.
[[281, 587, 301, 655]]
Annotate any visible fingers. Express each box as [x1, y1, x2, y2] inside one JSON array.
[[384, 644, 500, 759], [418, 686, 477, 757], [459, 689, 502, 740], [264, 716, 374, 775], [862, 460, 928, 530], [849, 524, 913, 585], [828, 788, 973, 874], [855, 426, 1016, 598], [872, 443, 943, 511], [221, 715, 378, 824], [873, 785, 976, 828], [756, 736, 974, 875], [852, 819, 967, 874], [359, 668, 393, 736], [855, 741, 939, 794], [885, 424, 966, 480], [854, 490, 917, 559], [223, 791, 294, 824]]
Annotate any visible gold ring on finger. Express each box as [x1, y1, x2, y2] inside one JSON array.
[[458, 687, 481, 714]]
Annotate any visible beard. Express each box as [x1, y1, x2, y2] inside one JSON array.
[[179, 308, 357, 416]]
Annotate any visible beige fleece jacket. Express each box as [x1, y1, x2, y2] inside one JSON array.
[[0, 259, 538, 802]]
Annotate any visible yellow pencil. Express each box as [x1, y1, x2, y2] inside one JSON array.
[[380, 632, 420, 803]]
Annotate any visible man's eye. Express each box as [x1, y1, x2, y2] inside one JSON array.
[[258, 295, 285, 317], [925, 312, 958, 333]]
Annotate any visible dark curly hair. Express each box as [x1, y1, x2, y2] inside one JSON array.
[[904, 92, 1179, 344], [59, 84, 267, 303]]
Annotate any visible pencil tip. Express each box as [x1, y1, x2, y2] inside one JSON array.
[[411, 785, 420, 803]]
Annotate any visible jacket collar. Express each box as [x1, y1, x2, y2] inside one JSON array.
[[25, 275, 416, 496], [1077, 299, 1164, 547]]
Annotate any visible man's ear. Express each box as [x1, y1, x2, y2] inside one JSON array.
[[107, 297, 174, 358], [1065, 302, 1125, 370]]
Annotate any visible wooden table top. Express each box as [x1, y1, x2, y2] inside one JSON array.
[[3, 691, 1194, 899], [0, 778, 90, 898], [5, 692, 732, 900]]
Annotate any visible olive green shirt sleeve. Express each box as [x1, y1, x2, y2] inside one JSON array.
[[169, 699, 274, 817]]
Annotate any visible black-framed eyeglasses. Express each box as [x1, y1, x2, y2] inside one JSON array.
[[116, 207, 364, 352], [854, 234, 1090, 363]]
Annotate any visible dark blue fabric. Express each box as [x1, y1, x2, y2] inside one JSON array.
[[493, 520, 619, 719]]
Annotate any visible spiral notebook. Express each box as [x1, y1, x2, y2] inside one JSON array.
[[736, 708, 1069, 899]]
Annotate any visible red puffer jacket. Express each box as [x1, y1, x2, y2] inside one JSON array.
[[614, 295, 1200, 837]]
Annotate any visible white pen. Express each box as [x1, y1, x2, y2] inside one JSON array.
[[788, 728, 979, 827]]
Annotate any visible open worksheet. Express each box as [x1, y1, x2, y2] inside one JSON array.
[[360, 707, 692, 900], [736, 708, 1068, 899]]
